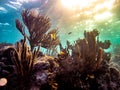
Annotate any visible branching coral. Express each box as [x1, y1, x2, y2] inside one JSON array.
[[56, 29, 120, 90], [58, 29, 103, 73], [13, 37, 39, 78], [16, 9, 60, 52], [0, 37, 59, 90], [5, 37, 40, 89]]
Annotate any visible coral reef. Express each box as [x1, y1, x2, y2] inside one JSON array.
[[55, 29, 120, 90], [0, 9, 120, 90]]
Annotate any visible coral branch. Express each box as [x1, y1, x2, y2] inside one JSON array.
[[16, 9, 60, 52]]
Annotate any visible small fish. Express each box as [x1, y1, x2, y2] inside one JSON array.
[[89, 75, 95, 79], [60, 51, 65, 55], [87, 74, 95, 79], [68, 32, 72, 35], [50, 33, 56, 40]]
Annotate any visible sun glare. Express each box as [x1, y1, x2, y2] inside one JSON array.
[[61, 0, 115, 21], [61, 0, 96, 10], [94, 12, 113, 20], [61, 0, 115, 11]]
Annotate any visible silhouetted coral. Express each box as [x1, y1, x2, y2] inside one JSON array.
[[0, 30, 119, 90], [55, 30, 120, 90], [16, 9, 60, 52]]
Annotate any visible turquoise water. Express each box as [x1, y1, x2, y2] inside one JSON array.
[[0, 0, 120, 53]]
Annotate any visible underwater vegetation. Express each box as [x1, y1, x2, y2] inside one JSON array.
[[0, 9, 120, 90]]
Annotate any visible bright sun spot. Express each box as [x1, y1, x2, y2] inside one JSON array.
[[61, 0, 115, 11], [94, 0, 115, 11], [94, 12, 113, 20], [61, 0, 96, 9], [61, 0, 115, 20]]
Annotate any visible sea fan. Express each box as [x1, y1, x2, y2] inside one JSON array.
[[16, 9, 60, 52]]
